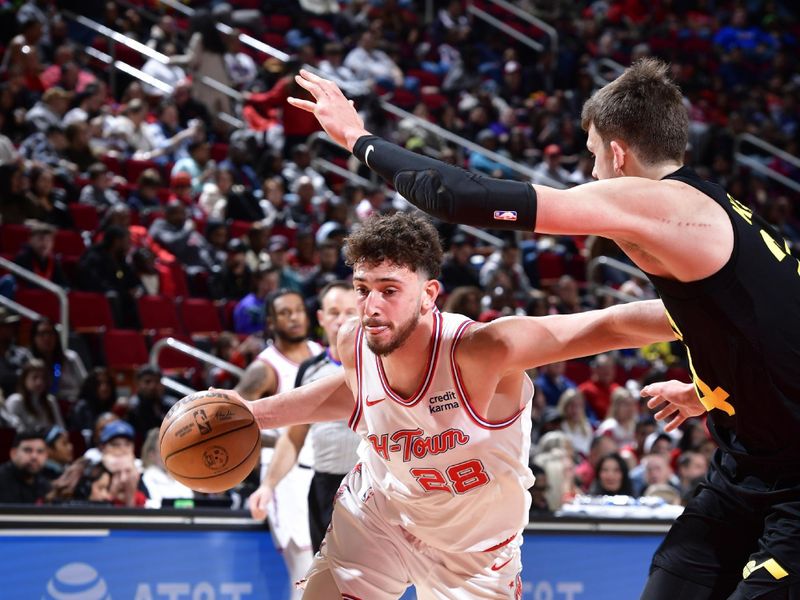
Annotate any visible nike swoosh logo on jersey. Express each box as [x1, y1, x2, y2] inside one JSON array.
[[365, 395, 384, 407], [491, 558, 513, 572], [364, 144, 374, 167]]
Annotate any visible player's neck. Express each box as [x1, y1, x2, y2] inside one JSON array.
[[379, 315, 436, 398], [627, 160, 683, 180], [274, 338, 310, 361]]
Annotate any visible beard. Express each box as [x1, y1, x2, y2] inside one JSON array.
[[274, 328, 307, 344], [364, 309, 420, 357]]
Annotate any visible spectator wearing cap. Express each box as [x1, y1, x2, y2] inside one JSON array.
[[78, 163, 123, 214], [233, 265, 280, 335], [126, 366, 177, 439], [440, 234, 480, 293], [532, 144, 572, 186], [14, 221, 68, 289], [77, 226, 141, 329], [96, 419, 148, 508], [171, 139, 213, 196], [0, 430, 51, 504], [209, 238, 253, 301], [468, 129, 518, 179], [42, 425, 74, 480], [3, 358, 65, 431], [268, 235, 303, 292], [24, 87, 71, 133], [25, 165, 72, 229], [0, 308, 32, 398]]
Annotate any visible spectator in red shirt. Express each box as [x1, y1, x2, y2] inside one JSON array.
[[577, 353, 620, 420]]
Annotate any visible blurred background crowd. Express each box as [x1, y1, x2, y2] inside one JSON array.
[[0, 0, 796, 512]]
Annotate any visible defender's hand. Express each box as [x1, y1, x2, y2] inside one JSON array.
[[248, 485, 274, 521], [642, 380, 705, 432], [288, 69, 368, 152]]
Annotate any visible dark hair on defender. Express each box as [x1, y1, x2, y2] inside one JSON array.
[[580, 58, 689, 165], [266, 289, 305, 320], [344, 213, 443, 279]]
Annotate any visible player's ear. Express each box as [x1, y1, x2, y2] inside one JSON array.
[[609, 140, 626, 174], [422, 278, 441, 312]]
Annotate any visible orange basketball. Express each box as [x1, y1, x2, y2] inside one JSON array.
[[159, 390, 260, 493]]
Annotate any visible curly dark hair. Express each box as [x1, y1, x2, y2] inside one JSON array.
[[344, 213, 442, 279]]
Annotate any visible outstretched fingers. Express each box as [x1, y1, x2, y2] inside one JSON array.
[[288, 97, 316, 112]]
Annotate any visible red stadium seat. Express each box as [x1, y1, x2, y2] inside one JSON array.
[[138, 294, 183, 335], [69, 291, 115, 332], [68, 204, 100, 231], [180, 298, 223, 337], [104, 330, 149, 381], [16, 288, 60, 322], [126, 159, 159, 183], [229, 220, 251, 239], [53, 230, 87, 259], [0, 224, 30, 255], [564, 360, 592, 385], [266, 14, 292, 32], [536, 251, 566, 282], [211, 142, 229, 162], [152, 334, 201, 372]]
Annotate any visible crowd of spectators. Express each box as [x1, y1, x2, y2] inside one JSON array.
[[0, 0, 796, 510]]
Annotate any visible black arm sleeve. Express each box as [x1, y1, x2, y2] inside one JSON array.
[[352, 135, 537, 231]]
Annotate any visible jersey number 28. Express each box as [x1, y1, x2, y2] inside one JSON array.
[[410, 459, 490, 494]]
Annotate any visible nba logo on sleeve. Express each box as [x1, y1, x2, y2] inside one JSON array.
[[493, 211, 518, 222]]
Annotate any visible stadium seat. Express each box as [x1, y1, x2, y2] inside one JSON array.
[[53, 230, 87, 259], [126, 159, 159, 183], [138, 294, 183, 335], [536, 251, 567, 282], [152, 333, 201, 372], [68, 204, 100, 231], [68, 291, 115, 332], [103, 329, 149, 370], [0, 223, 30, 256], [229, 220, 251, 239], [564, 360, 591, 385], [16, 288, 60, 322], [180, 298, 223, 337]]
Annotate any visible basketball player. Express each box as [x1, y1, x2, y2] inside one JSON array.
[[250, 281, 362, 553], [236, 290, 322, 600], [287, 60, 800, 599], [218, 212, 674, 598]]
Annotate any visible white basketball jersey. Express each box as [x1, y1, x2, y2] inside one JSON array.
[[347, 311, 534, 553], [257, 340, 322, 467]]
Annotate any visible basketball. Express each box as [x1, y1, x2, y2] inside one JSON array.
[[159, 390, 260, 494]]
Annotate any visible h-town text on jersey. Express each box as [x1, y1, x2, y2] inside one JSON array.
[[367, 428, 470, 461]]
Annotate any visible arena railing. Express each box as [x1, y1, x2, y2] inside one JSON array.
[[151, 0, 564, 189], [586, 256, 649, 304], [64, 13, 246, 129], [150, 337, 245, 380], [478, 0, 559, 56], [466, 3, 545, 53], [734, 133, 800, 195], [0, 257, 69, 350]]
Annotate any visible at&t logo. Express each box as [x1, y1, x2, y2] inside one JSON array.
[[44, 562, 110, 599]]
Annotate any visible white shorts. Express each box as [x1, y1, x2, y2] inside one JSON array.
[[267, 462, 314, 550], [303, 463, 523, 600]]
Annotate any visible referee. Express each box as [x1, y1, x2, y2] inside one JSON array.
[[254, 281, 361, 552]]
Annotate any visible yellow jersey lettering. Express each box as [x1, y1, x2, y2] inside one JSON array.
[[728, 194, 752, 225], [743, 558, 789, 581]]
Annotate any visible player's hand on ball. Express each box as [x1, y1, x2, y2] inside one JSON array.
[[249, 484, 274, 521], [208, 388, 252, 412], [642, 380, 705, 432]]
